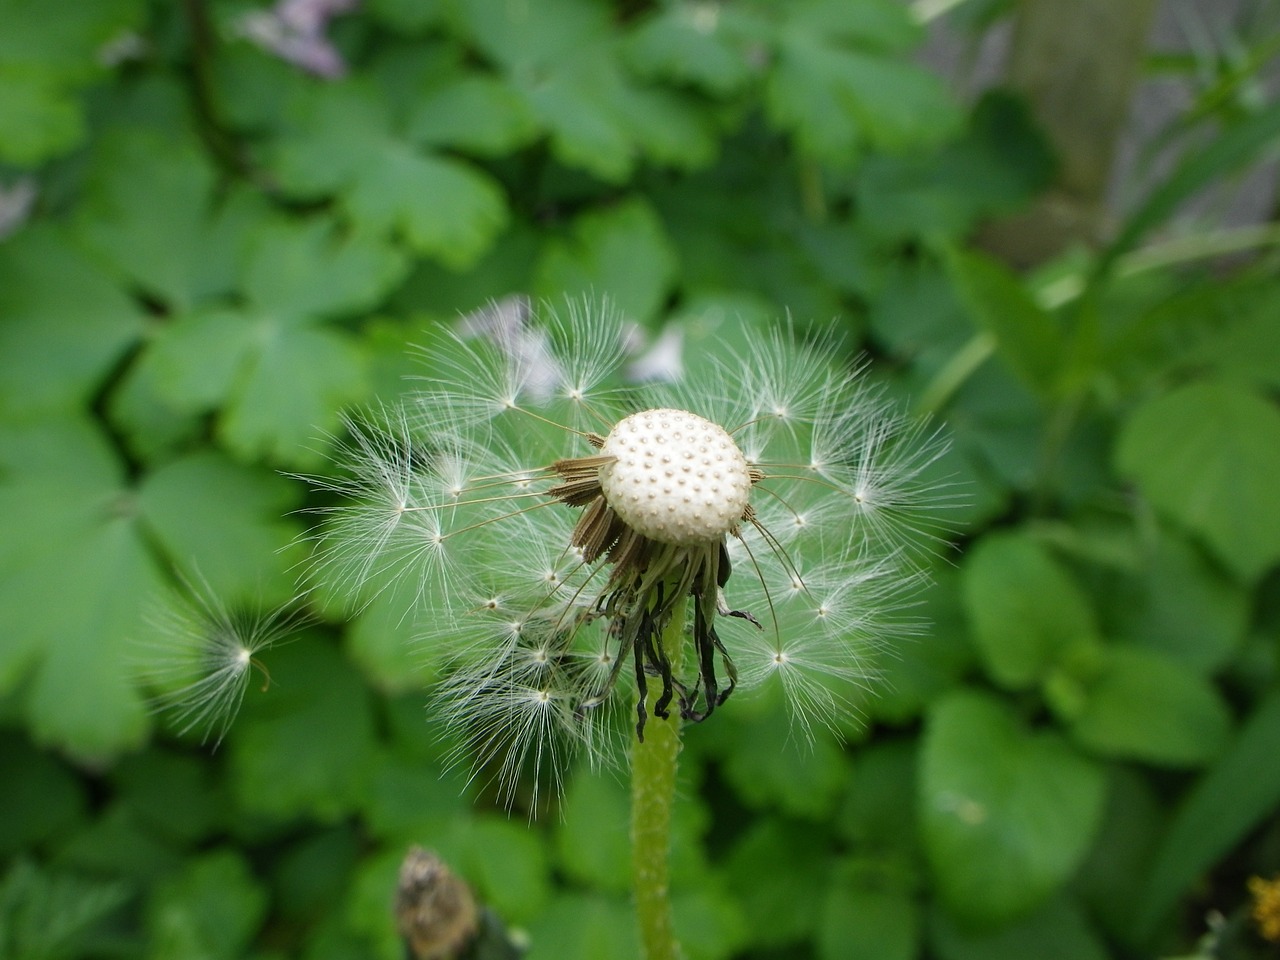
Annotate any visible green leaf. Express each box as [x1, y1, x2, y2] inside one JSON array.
[[766, 9, 959, 164], [794, 219, 882, 297], [344, 588, 438, 692], [452, 0, 610, 71], [714, 706, 849, 819], [1106, 530, 1248, 671], [818, 877, 918, 960], [1190, 286, 1280, 389], [870, 568, 975, 723], [218, 321, 368, 467], [0, 226, 145, 415], [1134, 688, 1280, 942], [534, 198, 678, 324], [146, 308, 258, 411], [944, 247, 1062, 394], [343, 848, 406, 960], [0, 417, 159, 760], [136, 452, 303, 605], [725, 820, 833, 948], [435, 817, 550, 924], [858, 92, 1056, 241], [56, 804, 179, 882], [0, 733, 87, 859], [554, 771, 631, 893], [780, 0, 923, 52], [929, 894, 1109, 960], [869, 257, 973, 360], [229, 639, 379, 821], [368, 0, 447, 33], [269, 85, 506, 269], [1115, 380, 1280, 581], [920, 691, 1107, 927], [270, 86, 384, 197], [243, 217, 407, 320], [111, 750, 224, 846], [523, 51, 641, 182], [273, 827, 362, 918], [1101, 272, 1280, 390], [18, 520, 160, 760], [363, 749, 468, 840], [0, 859, 131, 960], [835, 741, 920, 862], [0, 0, 143, 164], [1073, 769, 1165, 944], [945, 363, 1045, 492], [523, 893, 639, 960], [142, 304, 368, 467], [625, 6, 758, 95], [343, 147, 509, 269], [0, 69, 85, 165], [390, 225, 539, 320], [406, 74, 537, 154], [673, 885, 748, 960], [459, 0, 718, 181], [613, 84, 718, 171], [75, 130, 242, 311], [961, 531, 1098, 690], [106, 352, 206, 464], [0, 0, 141, 74], [651, 169, 849, 323], [1060, 647, 1231, 766], [146, 850, 267, 960]]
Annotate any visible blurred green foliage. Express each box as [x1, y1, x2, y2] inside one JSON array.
[[2, 1, 1279, 958]]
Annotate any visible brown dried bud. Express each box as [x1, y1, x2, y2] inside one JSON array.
[[394, 847, 479, 960]]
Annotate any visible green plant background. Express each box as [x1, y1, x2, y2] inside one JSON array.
[[2, 1, 1279, 958]]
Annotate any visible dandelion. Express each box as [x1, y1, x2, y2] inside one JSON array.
[[138, 577, 299, 746], [308, 297, 951, 804]]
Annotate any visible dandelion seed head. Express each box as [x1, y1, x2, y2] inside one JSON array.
[[308, 296, 952, 806], [599, 408, 751, 545]]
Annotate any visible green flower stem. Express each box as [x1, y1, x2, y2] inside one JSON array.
[[630, 598, 687, 960], [915, 331, 995, 416]]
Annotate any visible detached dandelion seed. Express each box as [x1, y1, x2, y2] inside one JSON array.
[[309, 298, 953, 805], [138, 578, 299, 747]]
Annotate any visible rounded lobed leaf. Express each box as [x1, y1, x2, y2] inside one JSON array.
[[920, 690, 1107, 927]]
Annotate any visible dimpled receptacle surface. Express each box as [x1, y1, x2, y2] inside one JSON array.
[[598, 408, 751, 545]]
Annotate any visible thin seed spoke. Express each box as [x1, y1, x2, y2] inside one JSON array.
[[434, 497, 566, 541], [509, 404, 597, 441], [735, 525, 784, 643], [745, 513, 812, 603]]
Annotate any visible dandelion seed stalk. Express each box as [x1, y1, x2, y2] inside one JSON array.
[[631, 595, 686, 960]]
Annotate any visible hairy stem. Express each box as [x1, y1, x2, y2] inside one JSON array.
[[631, 598, 687, 960]]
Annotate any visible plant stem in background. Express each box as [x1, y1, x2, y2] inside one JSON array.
[[630, 599, 688, 960]]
